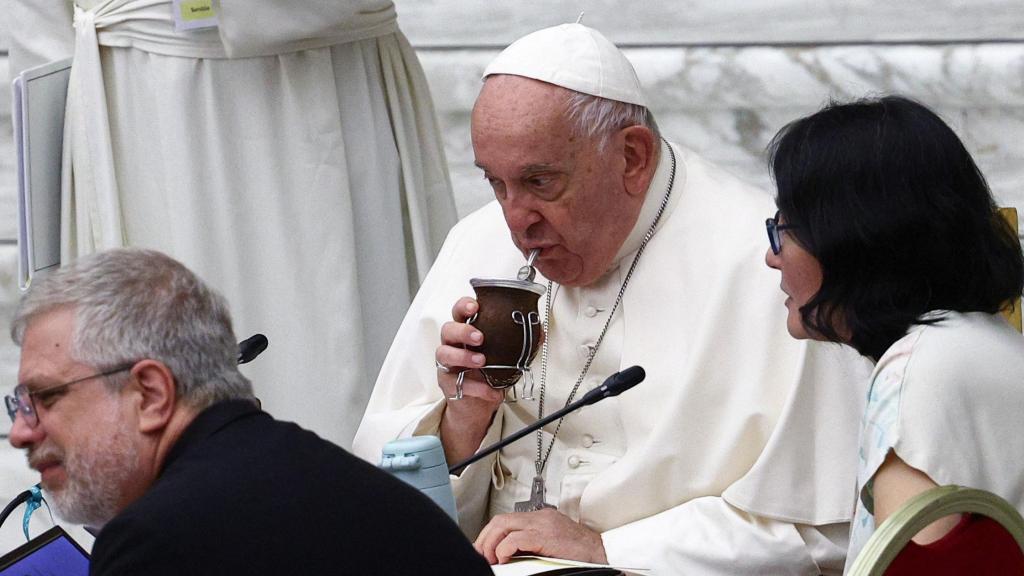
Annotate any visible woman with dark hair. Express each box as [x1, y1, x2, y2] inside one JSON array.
[[764, 95, 1024, 570]]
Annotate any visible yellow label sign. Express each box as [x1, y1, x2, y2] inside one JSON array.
[[180, 0, 215, 22]]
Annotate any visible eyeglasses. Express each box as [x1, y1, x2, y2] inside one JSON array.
[[5, 364, 135, 428], [766, 211, 800, 255]]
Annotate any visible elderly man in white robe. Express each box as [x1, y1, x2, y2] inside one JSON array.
[[354, 24, 871, 574]]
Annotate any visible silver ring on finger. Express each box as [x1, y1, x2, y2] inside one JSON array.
[[435, 359, 451, 374]]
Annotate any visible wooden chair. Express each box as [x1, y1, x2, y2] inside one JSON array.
[[999, 207, 1022, 332], [847, 485, 1024, 576]]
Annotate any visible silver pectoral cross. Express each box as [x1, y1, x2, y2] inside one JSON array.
[[514, 475, 557, 512]]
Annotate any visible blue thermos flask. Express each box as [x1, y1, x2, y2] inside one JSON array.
[[380, 435, 457, 521]]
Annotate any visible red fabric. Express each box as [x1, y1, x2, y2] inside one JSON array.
[[885, 514, 1024, 575]]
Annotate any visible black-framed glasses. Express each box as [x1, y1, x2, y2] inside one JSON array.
[[5, 363, 135, 428], [766, 211, 800, 255]]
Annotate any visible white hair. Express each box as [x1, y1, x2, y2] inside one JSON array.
[[12, 248, 253, 410], [564, 91, 661, 150]]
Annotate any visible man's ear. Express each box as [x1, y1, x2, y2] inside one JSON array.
[[126, 359, 178, 434], [621, 125, 657, 197]]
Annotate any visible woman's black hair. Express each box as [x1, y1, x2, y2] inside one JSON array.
[[769, 95, 1024, 360]]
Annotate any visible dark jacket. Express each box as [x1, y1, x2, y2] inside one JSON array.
[[90, 400, 490, 575]]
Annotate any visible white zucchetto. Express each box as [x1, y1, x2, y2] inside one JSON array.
[[483, 23, 647, 107]]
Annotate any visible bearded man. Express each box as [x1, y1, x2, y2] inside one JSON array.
[[5, 248, 489, 575], [354, 23, 871, 574]]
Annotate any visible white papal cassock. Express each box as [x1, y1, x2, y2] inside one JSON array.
[[59, 0, 454, 445], [354, 141, 874, 575]]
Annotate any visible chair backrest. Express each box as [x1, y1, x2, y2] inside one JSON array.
[[999, 207, 1022, 332], [847, 485, 1024, 576]]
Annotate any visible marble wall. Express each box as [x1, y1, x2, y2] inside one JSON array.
[[394, 3, 1024, 230], [395, 1, 1024, 47], [0, 15, 17, 405]]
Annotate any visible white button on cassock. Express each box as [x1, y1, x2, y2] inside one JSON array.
[[581, 434, 594, 448], [584, 306, 598, 318], [567, 455, 582, 468]]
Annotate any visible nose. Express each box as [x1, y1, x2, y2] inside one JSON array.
[[8, 413, 44, 449], [765, 247, 781, 270], [500, 190, 543, 235]]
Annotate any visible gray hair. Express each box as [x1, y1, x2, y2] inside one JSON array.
[[11, 248, 253, 409], [564, 91, 661, 151]]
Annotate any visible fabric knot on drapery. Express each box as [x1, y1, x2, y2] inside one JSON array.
[[64, 1, 162, 257]]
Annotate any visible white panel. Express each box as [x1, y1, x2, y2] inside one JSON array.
[[0, 4, 9, 51], [0, 244, 19, 409], [395, 1, 1024, 47], [0, 53, 15, 241], [0, 1, 14, 239], [0, 16, 17, 411]]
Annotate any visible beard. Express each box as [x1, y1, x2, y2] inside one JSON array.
[[27, 411, 139, 529]]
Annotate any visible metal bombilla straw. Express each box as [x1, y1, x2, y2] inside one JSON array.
[[513, 248, 541, 400], [517, 248, 540, 282]]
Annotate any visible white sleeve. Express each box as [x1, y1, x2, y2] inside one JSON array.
[[601, 496, 849, 576]]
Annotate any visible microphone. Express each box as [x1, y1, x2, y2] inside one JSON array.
[[448, 365, 645, 474], [237, 333, 268, 364]]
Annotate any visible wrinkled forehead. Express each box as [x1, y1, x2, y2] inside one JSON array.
[[472, 77, 583, 163], [474, 76, 573, 129]]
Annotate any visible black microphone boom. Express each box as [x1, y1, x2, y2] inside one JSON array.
[[237, 333, 269, 364], [448, 365, 645, 475], [576, 365, 645, 406]]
